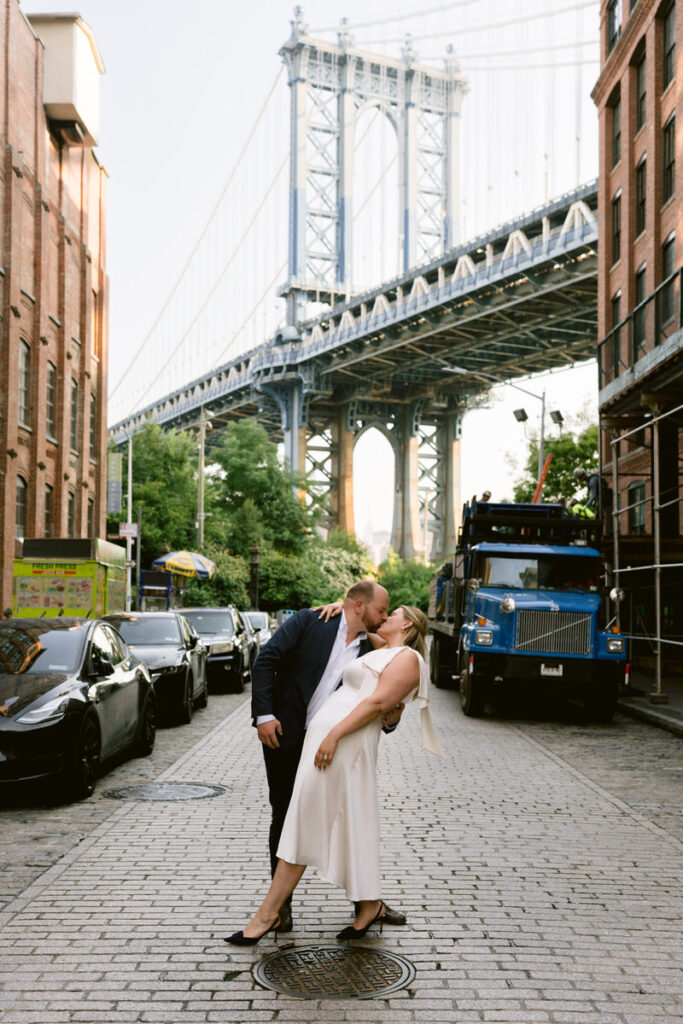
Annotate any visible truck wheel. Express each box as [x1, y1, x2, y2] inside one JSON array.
[[587, 682, 618, 723], [430, 634, 454, 689], [459, 652, 487, 717]]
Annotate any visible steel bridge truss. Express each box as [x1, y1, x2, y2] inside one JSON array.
[[280, 11, 468, 324], [110, 182, 598, 559]]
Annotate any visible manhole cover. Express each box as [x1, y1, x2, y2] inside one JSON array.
[[252, 945, 415, 1000], [104, 783, 229, 801]]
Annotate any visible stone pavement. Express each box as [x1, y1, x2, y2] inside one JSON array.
[[1, 688, 682, 1024]]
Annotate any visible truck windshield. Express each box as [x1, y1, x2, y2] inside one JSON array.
[[475, 554, 600, 591]]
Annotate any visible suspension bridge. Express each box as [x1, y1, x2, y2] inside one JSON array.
[[109, 1, 602, 559]]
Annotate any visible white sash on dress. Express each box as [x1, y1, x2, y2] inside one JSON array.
[[364, 646, 446, 759]]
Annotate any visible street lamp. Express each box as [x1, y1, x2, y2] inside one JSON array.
[[249, 544, 260, 610], [442, 365, 558, 498]]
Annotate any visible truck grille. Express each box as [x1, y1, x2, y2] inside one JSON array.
[[515, 610, 592, 655]]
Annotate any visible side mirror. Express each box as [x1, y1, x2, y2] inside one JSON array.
[[187, 634, 198, 648]]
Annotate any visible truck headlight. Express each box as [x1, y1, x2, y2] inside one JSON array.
[[606, 637, 624, 653], [500, 596, 516, 613], [474, 630, 493, 646]]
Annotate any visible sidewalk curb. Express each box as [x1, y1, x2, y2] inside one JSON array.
[[617, 696, 683, 737]]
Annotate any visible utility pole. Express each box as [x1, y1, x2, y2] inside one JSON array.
[[196, 408, 213, 550]]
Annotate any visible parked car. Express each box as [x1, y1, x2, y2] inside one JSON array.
[[0, 617, 155, 800], [243, 610, 272, 649], [181, 607, 250, 693], [241, 614, 260, 669], [104, 612, 207, 724]]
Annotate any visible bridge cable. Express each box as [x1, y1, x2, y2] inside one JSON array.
[[211, 260, 288, 369], [109, 66, 285, 402], [358, 2, 598, 46], [126, 152, 289, 415]]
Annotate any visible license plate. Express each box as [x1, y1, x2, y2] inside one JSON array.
[[540, 663, 563, 677]]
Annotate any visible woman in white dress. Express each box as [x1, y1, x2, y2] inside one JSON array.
[[226, 604, 444, 946]]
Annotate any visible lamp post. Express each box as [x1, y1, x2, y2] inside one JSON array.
[[249, 544, 260, 610], [442, 366, 561, 499]]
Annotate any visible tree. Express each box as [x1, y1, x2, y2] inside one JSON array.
[[512, 422, 599, 504], [377, 550, 433, 612], [206, 420, 316, 554], [107, 423, 197, 567]]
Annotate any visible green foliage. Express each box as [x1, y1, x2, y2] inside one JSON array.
[[107, 423, 197, 567], [183, 548, 250, 608], [377, 550, 433, 612], [512, 422, 599, 504], [206, 420, 316, 554]]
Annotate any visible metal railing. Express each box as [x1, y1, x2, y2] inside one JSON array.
[[598, 268, 683, 389]]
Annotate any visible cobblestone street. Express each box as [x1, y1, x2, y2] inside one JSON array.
[[1, 686, 681, 1023]]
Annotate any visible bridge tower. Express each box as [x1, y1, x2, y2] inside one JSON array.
[[273, 9, 468, 558]]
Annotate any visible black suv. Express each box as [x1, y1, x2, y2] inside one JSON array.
[[181, 607, 251, 693]]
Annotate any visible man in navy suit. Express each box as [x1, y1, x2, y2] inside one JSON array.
[[252, 580, 406, 932]]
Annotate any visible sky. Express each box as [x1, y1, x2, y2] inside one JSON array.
[[23, 0, 602, 550]]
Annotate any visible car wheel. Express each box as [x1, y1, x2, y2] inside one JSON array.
[[178, 673, 194, 725], [197, 671, 209, 709], [66, 713, 101, 800], [134, 694, 156, 756], [459, 651, 487, 717]]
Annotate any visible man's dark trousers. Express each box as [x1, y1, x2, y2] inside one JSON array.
[[263, 736, 305, 877]]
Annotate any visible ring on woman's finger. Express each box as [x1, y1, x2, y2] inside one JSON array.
[[323, 754, 328, 760]]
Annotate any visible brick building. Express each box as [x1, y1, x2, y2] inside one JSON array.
[[592, 0, 683, 678], [0, 4, 108, 610]]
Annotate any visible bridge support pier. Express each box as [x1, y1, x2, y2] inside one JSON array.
[[431, 411, 463, 562], [260, 381, 307, 481], [391, 406, 423, 560], [330, 411, 355, 534]]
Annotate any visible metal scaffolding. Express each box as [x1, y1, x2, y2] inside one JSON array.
[[608, 399, 683, 705]]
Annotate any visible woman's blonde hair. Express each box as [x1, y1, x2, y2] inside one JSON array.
[[400, 605, 428, 658]]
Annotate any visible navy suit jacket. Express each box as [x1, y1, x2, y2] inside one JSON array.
[[251, 609, 372, 750]]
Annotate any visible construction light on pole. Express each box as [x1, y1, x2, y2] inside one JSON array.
[[442, 365, 557, 499]]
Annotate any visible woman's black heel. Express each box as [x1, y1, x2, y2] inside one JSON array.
[[337, 901, 385, 941], [224, 916, 280, 946]]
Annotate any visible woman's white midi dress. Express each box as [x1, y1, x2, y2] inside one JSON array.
[[276, 646, 442, 901]]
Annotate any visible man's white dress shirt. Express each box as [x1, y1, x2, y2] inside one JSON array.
[[256, 611, 366, 729]]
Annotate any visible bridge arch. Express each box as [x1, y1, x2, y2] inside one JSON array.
[[352, 106, 400, 293]]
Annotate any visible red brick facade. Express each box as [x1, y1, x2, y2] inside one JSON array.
[[0, 1, 108, 609], [592, 0, 683, 664]]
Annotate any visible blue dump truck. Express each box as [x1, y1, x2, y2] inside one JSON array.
[[428, 501, 628, 720]]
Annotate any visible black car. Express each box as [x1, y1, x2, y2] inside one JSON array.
[[105, 612, 208, 724], [181, 607, 250, 693], [0, 617, 155, 800]]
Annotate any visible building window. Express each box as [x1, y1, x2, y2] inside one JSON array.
[[661, 233, 676, 323], [611, 290, 622, 376], [636, 52, 646, 132], [70, 379, 78, 451], [67, 491, 75, 537], [611, 191, 621, 264], [87, 498, 95, 537], [663, 4, 675, 90], [16, 476, 27, 539], [44, 484, 53, 538], [611, 93, 621, 166], [635, 156, 646, 235], [608, 0, 622, 52], [633, 264, 647, 357], [628, 481, 646, 534], [663, 113, 675, 202], [46, 361, 57, 439], [89, 394, 97, 460], [18, 341, 30, 427]]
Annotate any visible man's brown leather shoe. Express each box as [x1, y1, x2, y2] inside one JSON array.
[[381, 903, 407, 926], [274, 904, 293, 933], [354, 901, 407, 926]]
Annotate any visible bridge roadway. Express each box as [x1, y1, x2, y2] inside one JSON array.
[[110, 180, 598, 558]]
